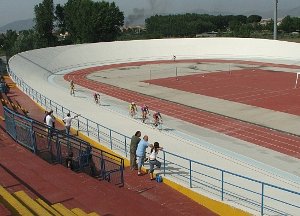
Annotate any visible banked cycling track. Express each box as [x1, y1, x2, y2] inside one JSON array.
[[8, 38, 300, 215]]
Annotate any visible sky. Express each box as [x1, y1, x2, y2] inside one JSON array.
[[0, 0, 300, 27]]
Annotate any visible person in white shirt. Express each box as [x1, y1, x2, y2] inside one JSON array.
[[45, 110, 55, 136], [148, 142, 163, 180], [63, 113, 80, 135]]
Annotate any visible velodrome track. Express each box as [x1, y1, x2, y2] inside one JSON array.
[[65, 60, 300, 159], [8, 38, 300, 215]]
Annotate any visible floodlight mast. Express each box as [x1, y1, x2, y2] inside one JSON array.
[[273, 0, 278, 40]]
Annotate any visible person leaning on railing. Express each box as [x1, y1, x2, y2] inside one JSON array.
[[148, 142, 163, 180], [136, 135, 153, 176], [63, 113, 81, 135], [130, 131, 141, 170]]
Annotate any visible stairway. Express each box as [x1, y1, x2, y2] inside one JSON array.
[[0, 186, 100, 216]]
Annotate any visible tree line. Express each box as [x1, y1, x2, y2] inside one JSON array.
[[1, 0, 300, 63], [0, 0, 124, 62], [143, 14, 300, 38]]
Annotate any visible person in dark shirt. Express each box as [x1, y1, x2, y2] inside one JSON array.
[[130, 131, 141, 170]]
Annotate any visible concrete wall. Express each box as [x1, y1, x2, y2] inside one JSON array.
[[9, 38, 300, 77]]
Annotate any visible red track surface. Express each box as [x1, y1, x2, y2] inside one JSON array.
[[65, 60, 300, 159], [145, 69, 300, 115], [0, 77, 216, 216]]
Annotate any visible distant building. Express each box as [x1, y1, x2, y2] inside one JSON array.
[[260, 18, 283, 26], [121, 25, 146, 34]]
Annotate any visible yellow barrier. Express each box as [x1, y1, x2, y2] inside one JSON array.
[[163, 178, 251, 216], [52, 203, 77, 216], [0, 186, 34, 216], [14, 191, 52, 216], [71, 207, 89, 216], [36, 198, 61, 216]]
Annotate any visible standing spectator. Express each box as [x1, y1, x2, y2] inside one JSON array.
[[43, 110, 48, 123], [45, 110, 55, 136], [148, 142, 163, 180], [63, 113, 80, 135], [136, 135, 153, 176], [130, 131, 141, 170]]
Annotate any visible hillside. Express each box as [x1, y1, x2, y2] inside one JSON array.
[[0, 19, 34, 33]]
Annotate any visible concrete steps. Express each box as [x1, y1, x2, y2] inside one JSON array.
[[0, 186, 99, 216], [0, 186, 34, 215], [14, 191, 52, 216]]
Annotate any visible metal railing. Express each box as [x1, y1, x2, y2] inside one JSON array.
[[3, 106, 124, 187], [8, 69, 300, 215]]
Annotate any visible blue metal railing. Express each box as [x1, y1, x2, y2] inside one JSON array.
[[3, 106, 124, 186], [7, 69, 300, 215]]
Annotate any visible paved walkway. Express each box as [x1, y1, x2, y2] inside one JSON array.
[[0, 78, 217, 216]]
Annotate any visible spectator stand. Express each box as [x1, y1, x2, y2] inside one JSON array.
[[3, 106, 124, 187]]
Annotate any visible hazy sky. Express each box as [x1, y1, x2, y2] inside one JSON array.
[[0, 0, 299, 26]]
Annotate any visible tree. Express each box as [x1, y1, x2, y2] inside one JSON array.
[[1, 30, 18, 64], [12, 30, 47, 54], [279, 16, 300, 33], [34, 0, 55, 46], [55, 4, 66, 34], [64, 0, 124, 43], [247, 15, 262, 23]]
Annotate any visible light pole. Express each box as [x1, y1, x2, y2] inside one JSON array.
[[273, 0, 278, 40]]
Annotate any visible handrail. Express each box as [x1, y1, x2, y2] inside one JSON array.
[[8, 69, 300, 216]]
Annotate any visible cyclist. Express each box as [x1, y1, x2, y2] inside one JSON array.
[[141, 104, 149, 123], [129, 102, 137, 117], [93, 92, 100, 105], [70, 80, 75, 96], [153, 111, 163, 128]]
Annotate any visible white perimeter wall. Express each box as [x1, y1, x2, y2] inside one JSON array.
[[9, 38, 300, 77]]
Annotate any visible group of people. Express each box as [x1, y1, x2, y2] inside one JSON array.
[[44, 109, 80, 136], [130, 131, 163, 180], [129, 102, 163, 127]]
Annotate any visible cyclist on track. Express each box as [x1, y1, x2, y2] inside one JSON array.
[[70, 80, 75, 96], [141, 104, 149, 123], [94, 92, 100, 105], [129, 102, 138, 117], [153, 111, 163, 128]]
